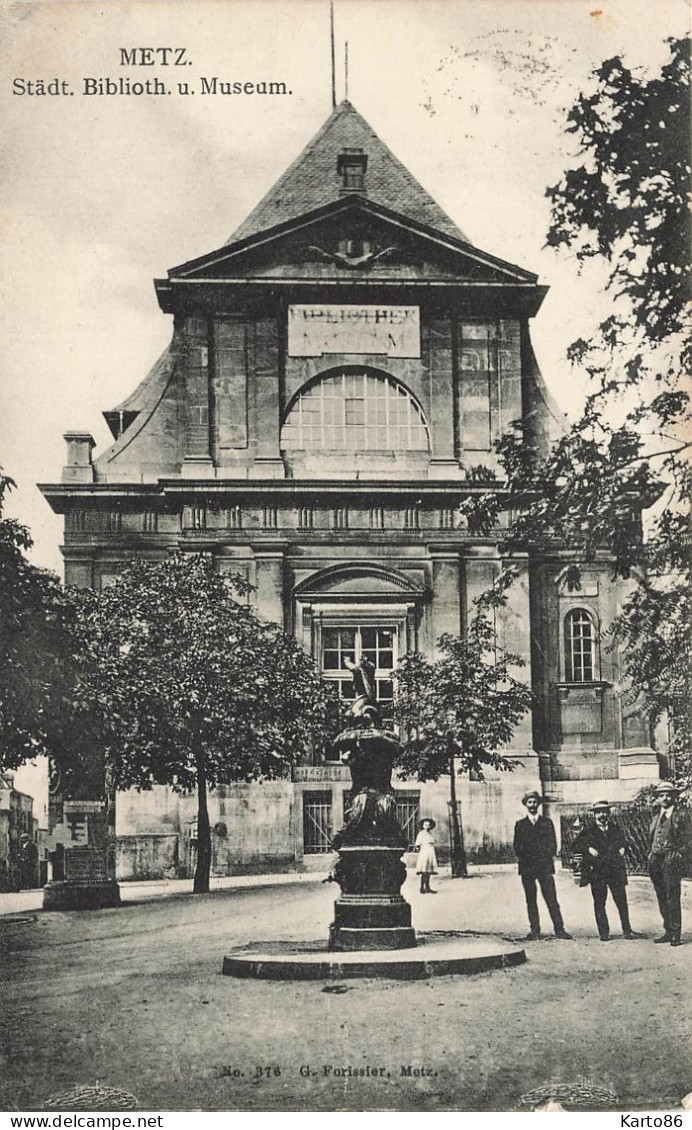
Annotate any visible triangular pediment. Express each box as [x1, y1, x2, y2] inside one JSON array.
[[165, 196, 537, 287]]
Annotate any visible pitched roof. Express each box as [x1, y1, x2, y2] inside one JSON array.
[[226, 100, 469, 246]]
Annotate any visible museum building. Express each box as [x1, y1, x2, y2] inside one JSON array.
[[41, 101, 660, 880]]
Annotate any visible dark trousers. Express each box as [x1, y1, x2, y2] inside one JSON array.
[[521, 873, 565, 934], [590, 878, 631, 938], [649, 852, 682, 938]]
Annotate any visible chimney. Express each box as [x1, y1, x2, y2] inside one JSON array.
[[62, 432, 95, 483]]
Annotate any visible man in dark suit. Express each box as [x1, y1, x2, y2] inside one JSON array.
[[575, 801, 637, 941], [513, 791, 572, 940], [649, 782, 691, 947]]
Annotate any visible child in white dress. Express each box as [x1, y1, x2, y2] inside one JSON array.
[[415, 818, 438, 894]]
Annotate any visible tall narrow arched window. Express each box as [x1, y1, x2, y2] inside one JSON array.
[[565, 609, 597, 682], [281, 370, 430, 453]]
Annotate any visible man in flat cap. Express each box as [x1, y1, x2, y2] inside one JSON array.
[[576, 801, 636, 941], [648, 782, 690, 946], [513, 791, 572, 940]]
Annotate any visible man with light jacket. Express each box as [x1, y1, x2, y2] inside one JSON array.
[[648, 782, 690, 947]]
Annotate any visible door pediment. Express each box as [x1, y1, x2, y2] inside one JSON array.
[[294, 562, 426, 600]]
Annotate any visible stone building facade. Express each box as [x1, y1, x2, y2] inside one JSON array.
[[41, 101, 659, 880], [0, 771, 38, 891]]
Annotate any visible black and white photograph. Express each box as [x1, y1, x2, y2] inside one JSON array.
[[1, 0, 690, 1117]]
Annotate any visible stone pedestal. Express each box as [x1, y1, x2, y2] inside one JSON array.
[[43, 772, 120, 912], [329, 845, 415, 951], [328, 715, 415, 951], [43, 876, 121, 911], [43, 839, 121, 911]]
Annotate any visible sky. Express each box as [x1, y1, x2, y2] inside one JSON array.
[[0, 0, 688, 578]]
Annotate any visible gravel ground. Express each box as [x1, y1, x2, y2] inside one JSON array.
[[1, 868, 690, 1112]]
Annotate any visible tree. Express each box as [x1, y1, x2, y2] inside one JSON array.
[[0, 469, 78, 772], [393, 578, 533, 877], [462, 36, 691, 783], [70, 554, 339, 893]]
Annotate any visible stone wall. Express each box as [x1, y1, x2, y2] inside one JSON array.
[[116, 833, 179, 881], [116, 782, 299, 878], [113, 767, 548, 879]]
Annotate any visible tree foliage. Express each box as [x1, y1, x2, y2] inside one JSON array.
[[548, 37, 690, 346], [462, 36, 691, 778], [68, 554, 339, 892], [394, 576, 533, 875], [0, 470, 78, 772]]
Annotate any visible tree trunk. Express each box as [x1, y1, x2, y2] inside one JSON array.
[[448, 755, 468, 878], [193, 751, 212, 894]]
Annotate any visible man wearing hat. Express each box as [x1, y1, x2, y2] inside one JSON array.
[[648, 782, 690, 946], [575, 802, 636, 941], [513, 791, 572, 940]]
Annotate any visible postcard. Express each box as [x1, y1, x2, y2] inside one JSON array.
[[1, 0, 689, 1117]]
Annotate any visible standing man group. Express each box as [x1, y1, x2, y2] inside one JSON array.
[[514, 783, 689, 945]]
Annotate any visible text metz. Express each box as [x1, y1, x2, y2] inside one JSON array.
[[119, 48, 190, 65]]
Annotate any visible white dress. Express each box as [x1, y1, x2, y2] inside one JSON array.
[[415, 829, 438, 874]]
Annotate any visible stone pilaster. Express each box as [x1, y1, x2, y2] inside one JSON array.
[[463, 550, 535, 748], [426, 318, 455, 463], [496, 555, 534, 746], [250, 319, 284, 479], [253, 544, 286, 627], [429, 547, 461, 649], [212, 319, 248, 455], [182, 315, 214, 477]]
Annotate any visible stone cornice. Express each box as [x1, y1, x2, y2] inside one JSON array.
[[154, 276, 548, 318], [40, 478, 515, 509]]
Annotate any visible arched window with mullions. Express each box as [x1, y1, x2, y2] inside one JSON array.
[[280, 369, 430, 453], [564, 608, 598, 682]]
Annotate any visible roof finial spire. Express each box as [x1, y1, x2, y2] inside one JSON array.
[[345, 40, 349, 101], [330, 0, 336, 109]]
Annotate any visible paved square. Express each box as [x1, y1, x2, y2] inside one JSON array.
[[2, 867, 689, 1111]]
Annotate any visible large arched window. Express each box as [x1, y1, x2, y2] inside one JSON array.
[[281, 369, 430, 452], [564, 608, 597, 682]]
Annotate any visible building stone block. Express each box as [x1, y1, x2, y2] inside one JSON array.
[[63, 559, 94, 589]]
